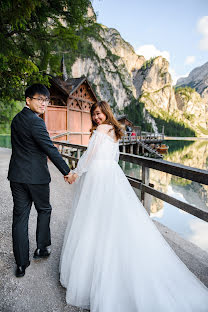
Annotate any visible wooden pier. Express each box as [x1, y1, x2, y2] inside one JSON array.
[[52, 130, 165, 159], [120, 131, 164, 158]]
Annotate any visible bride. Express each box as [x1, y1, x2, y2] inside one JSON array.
[[59, 101, 208, 311]]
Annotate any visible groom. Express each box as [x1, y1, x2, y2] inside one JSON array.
[[8, 83, 75, 277]]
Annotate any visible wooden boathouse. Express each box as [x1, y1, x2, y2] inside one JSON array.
[[43, 56, 165, 157], [43, 75, 98, 145]]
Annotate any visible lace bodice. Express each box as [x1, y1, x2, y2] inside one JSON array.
[[72, 125, 119, 177]]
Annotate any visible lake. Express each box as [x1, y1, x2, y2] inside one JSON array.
[[121, 139, 208, 252], [1, 135, 208, 252]]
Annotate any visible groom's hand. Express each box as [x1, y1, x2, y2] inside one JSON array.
[[64, 173, 78, 184], [64, 173, 73, 183]]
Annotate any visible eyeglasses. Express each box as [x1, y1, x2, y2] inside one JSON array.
[[30, 97, 50, 104]]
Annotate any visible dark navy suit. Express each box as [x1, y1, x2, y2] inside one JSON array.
[[8, 107, 70, 265]]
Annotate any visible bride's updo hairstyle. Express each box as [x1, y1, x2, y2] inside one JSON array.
[[90, 101, 124, 140]]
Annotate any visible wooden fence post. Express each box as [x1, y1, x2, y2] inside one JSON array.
[[136, 143, 140, 155], [141, 165, 151, 214]]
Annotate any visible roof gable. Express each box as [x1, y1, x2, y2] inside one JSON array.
[[49, 75, 98, 102]]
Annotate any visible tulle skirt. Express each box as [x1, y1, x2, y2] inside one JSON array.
[[60, 160, 208, 312]]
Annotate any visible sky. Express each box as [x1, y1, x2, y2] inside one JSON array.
[[92, 0, 208, 84]]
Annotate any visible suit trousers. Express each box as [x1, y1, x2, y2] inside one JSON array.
[[10, 182, 52, 265]]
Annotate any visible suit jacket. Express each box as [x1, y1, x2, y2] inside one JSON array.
[[8, 107, 70, 184]]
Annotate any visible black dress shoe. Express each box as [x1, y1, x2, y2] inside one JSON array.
[[15, 261, 30, 278], [33, 247, 51, 259]]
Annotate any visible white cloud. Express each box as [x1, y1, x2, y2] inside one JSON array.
[[185, 56, 195, 65], [189, 219, 208, 251], [169, 67, 181, 85], [135, 44, 188, 85], [173, 70, 189, 86], [136, 44, 170, 62], [198, 16, 208, 35], [197, 16, 208, 50]]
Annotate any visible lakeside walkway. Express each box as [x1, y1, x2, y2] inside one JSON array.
[[0, 147, 208, 312]]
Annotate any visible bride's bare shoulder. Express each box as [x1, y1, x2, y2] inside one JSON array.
[[96, 124, 114, 134]]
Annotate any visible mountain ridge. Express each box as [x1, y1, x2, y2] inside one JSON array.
[[55, 21, 208, 137], [176, 61, 208, 103]]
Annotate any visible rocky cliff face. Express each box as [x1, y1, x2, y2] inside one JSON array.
[[133, 56, 177, 113], [62, 20, 208, 136], [71, 25, 145, 110], [176, 61, 208, 103], [175, 87, 208, 131]]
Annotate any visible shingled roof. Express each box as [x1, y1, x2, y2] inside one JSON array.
[[49, 75, 98, 101], [116, 114, 133, 125]]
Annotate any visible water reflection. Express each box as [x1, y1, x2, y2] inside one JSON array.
[[164, 140, 208, 170], [120, 140, 208, 252], [151, 185, 208, 252]]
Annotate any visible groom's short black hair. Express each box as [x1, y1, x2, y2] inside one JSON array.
[[25, 84, 50, 99]]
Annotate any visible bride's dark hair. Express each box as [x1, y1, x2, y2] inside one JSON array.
[[90, 101, 124, 140]]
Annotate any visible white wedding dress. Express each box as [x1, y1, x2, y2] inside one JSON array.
[[60, 124, 208, 312]]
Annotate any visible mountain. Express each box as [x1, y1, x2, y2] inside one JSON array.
[[176, 62, 208, 102], [55, 18, 207, 137], [70, 25, 145, 110], [175, 87, 208, 131]]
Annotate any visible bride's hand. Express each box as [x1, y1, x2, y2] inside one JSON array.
[[64, 173, 78, 184], [71, 173, 78, 182]]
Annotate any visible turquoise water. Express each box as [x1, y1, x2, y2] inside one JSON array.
[[121, 140, 208, 252]]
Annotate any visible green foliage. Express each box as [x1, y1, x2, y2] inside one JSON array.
[[122, 98, 195, 136], [121, 90, 196, 136], [158, 67, 166, 78], [197, 125, 208, 135], [0, 0, 92, 101], [0, 100, 24, 133], [53, 23, 104, 76], [106, 49, 120, 63], [149, 110, 196, 137], [181, 151, 193, 160], [175, 86, 195, 102], [164, 140, 194, 154], [0, 134, 11, 148], [123, 99, 144, 126], [171, 176, 192, 187], [175, 86, 195, 94], [141, 57, 156, 71], [182, 112, 195, 121]]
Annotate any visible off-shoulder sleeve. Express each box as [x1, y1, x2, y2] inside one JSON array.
[[71, 130, 106, 177]]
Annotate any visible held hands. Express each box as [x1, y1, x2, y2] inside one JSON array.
[[64, 172, 78, 184]]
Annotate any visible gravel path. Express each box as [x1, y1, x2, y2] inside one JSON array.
[[0, 148, 87, 312], [0, 147, 208, 312]]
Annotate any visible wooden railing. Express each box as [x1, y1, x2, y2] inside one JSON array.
[[52, 131, 164, 145], [140, 131, 164, 141], [119, 132, 164, 145], [53, 140, 208, 223]]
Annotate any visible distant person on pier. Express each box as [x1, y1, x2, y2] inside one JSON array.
[[126, 124, 132, 136], [60, 100, 208, 311]]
